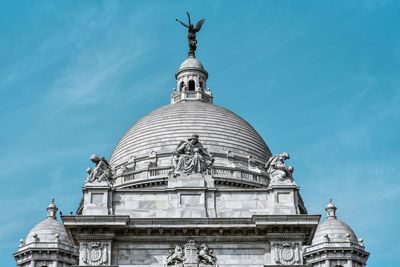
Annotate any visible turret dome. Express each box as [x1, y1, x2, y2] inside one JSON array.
[[25, 218, 72, 245], [24, 200, 72, 247], [176, 56, 207, 77], [311, 200, 358, 245]]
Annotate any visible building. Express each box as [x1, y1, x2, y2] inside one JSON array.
[[14, 17, 369, 267]]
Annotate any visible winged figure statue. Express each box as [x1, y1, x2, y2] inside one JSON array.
[[176, 12, 205, 57]]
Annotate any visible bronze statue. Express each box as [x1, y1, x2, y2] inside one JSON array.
[[176, 12, 205, 57]]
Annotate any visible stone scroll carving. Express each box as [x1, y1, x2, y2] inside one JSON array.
[[166, 240, 217, 266], [86, 154, 114, 185], [265, 152, 295, 185], [170, 134, 214, 177], [271, 242, 302, 265], [81, 242, 109, 266]]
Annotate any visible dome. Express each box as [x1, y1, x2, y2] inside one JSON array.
[[312, 217, 358, 244], [312, 200, 358, 245], [26, 217, 72, 245], [110, 101, 271, 167], [24, 200, 72, 247], [178, 57, 205, 70]]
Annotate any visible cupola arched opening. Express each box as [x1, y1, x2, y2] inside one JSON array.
[[188, 80, 195, 91], [179, 81, 185, 91]]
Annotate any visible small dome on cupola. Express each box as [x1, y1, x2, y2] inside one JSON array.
[[14, 199, 78, 266], [304, 199, 370, 267], [172, 55, 212, 104], [177, 56, 208, 76], [312, 199, 358, 244], [24, 199, 72, 246]]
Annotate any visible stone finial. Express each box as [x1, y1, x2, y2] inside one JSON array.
[[47, 199, 58, 219], [325, 198, 337, 219], [18, 239, 25, 248], [358, 238, 365, 247]]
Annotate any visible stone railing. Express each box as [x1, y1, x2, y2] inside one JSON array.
[[170, 90, 213, 104], [212, 166, 269, 186], [303, 241, 364, 253], [19, 241, 79, 252], [123, 166, 172, 183], [116, 165, 269, 188]]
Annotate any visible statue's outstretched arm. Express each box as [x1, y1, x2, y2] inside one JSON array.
[[176, 19, 189, 28]]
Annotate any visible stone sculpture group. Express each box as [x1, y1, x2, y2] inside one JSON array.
[[265, 152, 294, 184], [166, 240, 217, 266], [171, 134, 214, 177], [86, 154, 113, 184]]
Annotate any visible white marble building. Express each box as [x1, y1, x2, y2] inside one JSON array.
[[14, 27, 369, 267]]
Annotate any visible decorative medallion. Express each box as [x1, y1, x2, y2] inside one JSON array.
[[272, 242, 302, 265], [82, 242, 109, 266], [280, 244, 294, 262]]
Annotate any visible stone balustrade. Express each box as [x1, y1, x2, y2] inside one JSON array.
[[115, 165, 269, 189]]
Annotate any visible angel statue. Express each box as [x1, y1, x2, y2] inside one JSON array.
[[176, 12, 205, 57]]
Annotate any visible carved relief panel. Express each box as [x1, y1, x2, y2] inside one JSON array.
[[80, 242, 110, 266], [165, 240, 217, 267], [271, 241, 302, 265]]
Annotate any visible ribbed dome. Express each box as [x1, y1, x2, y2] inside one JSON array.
[[26, 217, 72, 245], [312, 217, 358, 244], [110, 101, 271, 167], [179, 57, 205, 71]]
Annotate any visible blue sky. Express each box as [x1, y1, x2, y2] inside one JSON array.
[[0, 1, 399, 266]]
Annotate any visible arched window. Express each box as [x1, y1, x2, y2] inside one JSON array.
[[179, 81, 185, 91], [188, 80, 195, 91]]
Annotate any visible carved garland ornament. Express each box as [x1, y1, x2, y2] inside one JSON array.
[[82, 242, 109, 266]]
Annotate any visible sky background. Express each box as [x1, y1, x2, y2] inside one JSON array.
[[0, 1, 399, 266]]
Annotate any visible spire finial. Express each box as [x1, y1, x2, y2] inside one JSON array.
[[176, 12, 205, 58], [325, 198, 337, 219], [46, 198, 58, 219]]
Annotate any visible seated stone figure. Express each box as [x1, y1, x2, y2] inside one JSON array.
[[171, 134, 214, 176], [265, 152, 294, 184], [86, 154, 113, 184]]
